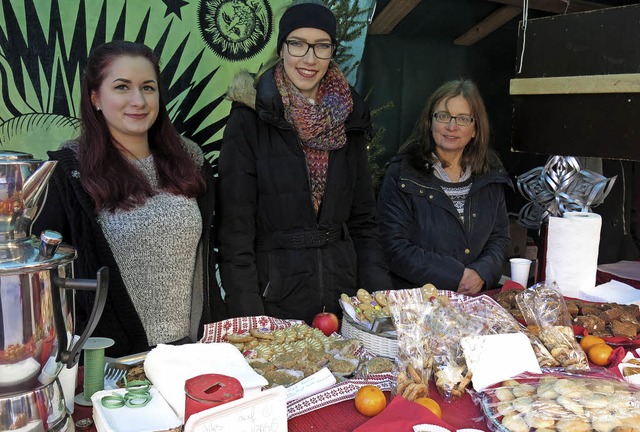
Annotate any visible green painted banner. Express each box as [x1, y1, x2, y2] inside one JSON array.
[[0, 0, 372, 161]]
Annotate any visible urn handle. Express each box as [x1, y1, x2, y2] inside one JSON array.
[[51, 266, 109, 368]]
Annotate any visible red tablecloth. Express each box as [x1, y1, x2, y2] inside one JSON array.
[[69, 281, 638, 431], [70, 369, 488, 431]]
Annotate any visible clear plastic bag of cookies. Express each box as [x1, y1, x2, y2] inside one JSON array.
[[515, 282, 589, 370], [462, 295, 560, 368], [477, 370, 640, 432], [426, 294, 486, 401], [387, 286, 435, 401]]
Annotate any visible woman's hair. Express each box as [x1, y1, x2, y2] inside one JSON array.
[[401, 79, 491, 175], [79, 40, 205, 212]]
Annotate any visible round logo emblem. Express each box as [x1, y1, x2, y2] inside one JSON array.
[[198, 0, 272, 61]]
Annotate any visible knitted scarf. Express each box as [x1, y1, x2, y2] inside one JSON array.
[[274, 61, 353, 213]]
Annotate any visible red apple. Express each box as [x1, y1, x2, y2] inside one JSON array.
[[312, 311, 339, 336]]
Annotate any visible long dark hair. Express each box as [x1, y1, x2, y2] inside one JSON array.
[[401, 79, 491, 175], [79, 40, 205, 211]]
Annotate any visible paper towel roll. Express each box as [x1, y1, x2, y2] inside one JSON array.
[[545, 211, 601, 298]]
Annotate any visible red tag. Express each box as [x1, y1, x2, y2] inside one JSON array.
[[184, 374, 244, 423]]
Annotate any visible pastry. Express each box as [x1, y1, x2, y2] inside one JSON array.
[[612, 320, 639, 339], [362, 357, 393, 374], [225, 332, 255, 343], [500, 414, 528, 432]]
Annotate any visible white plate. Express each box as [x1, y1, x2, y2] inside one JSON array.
[[413, 425, 450, 432]]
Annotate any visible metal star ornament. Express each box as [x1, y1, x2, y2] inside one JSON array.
[[516, 156, 616, 229]]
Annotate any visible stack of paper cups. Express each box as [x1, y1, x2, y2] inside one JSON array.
[[545, 211, 602, 298]]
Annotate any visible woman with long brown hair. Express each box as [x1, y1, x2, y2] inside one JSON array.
[[33, 40, 223, 357], [377, 79, 511, 294]]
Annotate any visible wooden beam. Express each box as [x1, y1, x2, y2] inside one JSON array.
[[453, 5, 522, 46], [510, 74, 640, 95], [368, 0, 422, 35], [488, 0, 607, 14]]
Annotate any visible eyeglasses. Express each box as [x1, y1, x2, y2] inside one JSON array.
[[433, 111, 475, 127], [284, 40, 336, 60]]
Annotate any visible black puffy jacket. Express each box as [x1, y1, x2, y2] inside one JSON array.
[[377, 154, 511, 291], [218, 67, 391, 323]]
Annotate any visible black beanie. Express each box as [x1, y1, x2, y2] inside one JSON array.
[[277, 3, 337, 53]]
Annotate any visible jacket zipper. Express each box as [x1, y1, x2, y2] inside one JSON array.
[[317, 248, 324, 310]]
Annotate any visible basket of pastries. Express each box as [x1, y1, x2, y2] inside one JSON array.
[[340, 288, 398, 358]]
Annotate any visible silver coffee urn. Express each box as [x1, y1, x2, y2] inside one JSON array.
[[0, 151, 108, 431]]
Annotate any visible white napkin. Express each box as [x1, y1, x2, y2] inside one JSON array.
[[460, 333, 541, 391], [91, 387, 181, 432], [579, 279, 640, 305], [144, 343, 268, 421]]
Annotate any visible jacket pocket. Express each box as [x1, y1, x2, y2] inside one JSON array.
[[262, 250, 314, 303], [324, 238, 357, 293]]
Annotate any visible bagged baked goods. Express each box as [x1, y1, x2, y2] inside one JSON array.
[[387, 286, 433, 401], [425, 293, 487, 401], [516, 282, 590, 370], [462, 295, 560, 368], [478, 370, 640, 431]]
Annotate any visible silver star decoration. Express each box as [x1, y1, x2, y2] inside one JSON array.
[[516, 156, 616, 229]]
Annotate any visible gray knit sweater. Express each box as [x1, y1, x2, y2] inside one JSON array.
[[98, 152, 202, 346]]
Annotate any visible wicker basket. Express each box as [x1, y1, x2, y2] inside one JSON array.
[[340, 314, 397, 359]]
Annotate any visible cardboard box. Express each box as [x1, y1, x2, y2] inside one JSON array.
[[508, 220, 528, 258]]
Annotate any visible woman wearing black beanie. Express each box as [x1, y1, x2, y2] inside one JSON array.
[[218, 1, 392, 323]]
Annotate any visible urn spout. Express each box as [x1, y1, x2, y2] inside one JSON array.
[[22, 160, 57, 208], [0, 151, 58, 242]]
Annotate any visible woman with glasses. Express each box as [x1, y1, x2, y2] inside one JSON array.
[[218, 1, 391, 323], [377, 79, 511, 294]]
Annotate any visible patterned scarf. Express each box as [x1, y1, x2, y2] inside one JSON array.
[[274, 61, 353, 213]]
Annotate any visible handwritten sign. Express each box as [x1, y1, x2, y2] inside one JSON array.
[[184, 386, 287, 432], [286, 367, 336, 402]]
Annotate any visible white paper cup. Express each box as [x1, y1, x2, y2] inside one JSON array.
[[510, 258, 532, 287], [58, 362, 79, 414]]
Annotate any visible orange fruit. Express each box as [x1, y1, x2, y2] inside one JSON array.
[[415, 397, 442, 418], [580, 335, 606, 352], [354, 385, 387, 417], [588, 343, 613, 366]]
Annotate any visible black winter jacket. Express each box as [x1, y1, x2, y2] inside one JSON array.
[[218, 67, 391, 323], [377, 154, 511, 291], [32, 144, 223, 357]]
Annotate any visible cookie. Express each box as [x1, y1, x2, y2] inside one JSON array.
[[250, 328, 275, 340], [225, 332, 255, 343]]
